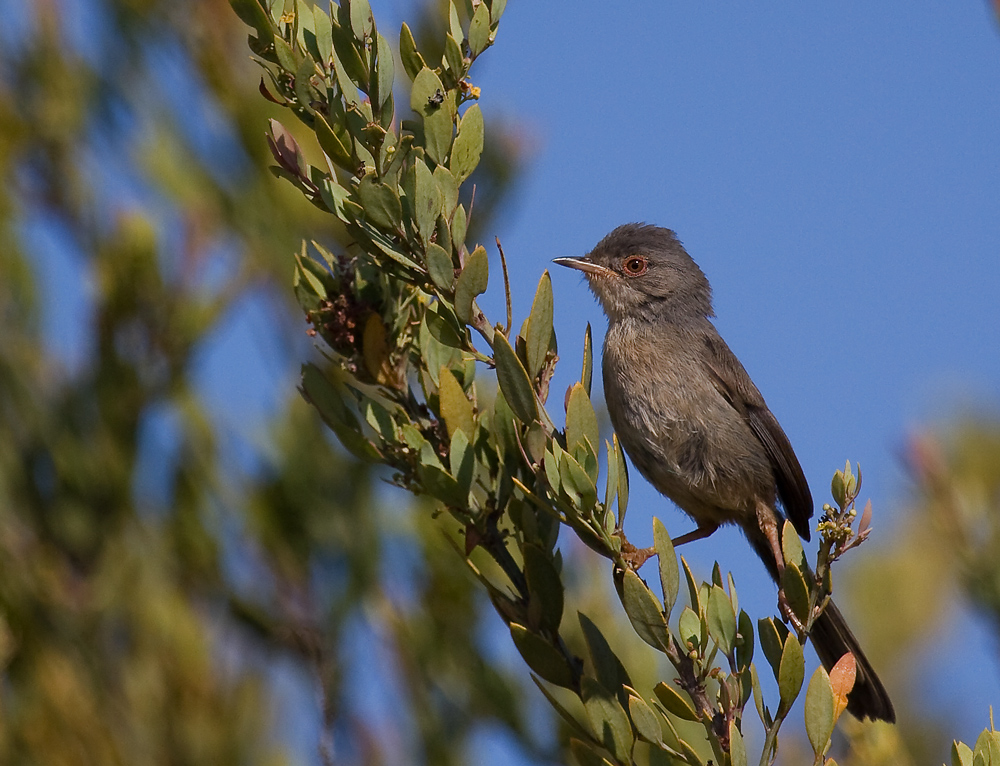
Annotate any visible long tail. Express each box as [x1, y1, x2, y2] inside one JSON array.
[[746, 527, 896, 723]]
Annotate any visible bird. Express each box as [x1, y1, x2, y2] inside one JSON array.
[[553, 222, 894, 723]]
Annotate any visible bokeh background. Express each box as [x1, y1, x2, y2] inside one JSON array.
[[2, 0, 999, 764]]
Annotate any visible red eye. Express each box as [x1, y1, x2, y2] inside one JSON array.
[[622, 256, 648, 276]]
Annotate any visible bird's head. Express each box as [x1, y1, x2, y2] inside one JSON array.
[[554, 223, 714, 323]]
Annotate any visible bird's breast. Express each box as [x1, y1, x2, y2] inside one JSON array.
[[602, 320, 774, 521]]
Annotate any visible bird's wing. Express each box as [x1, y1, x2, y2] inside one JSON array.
[[700, 330, 814, 540]]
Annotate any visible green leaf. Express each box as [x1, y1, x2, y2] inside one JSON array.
[[273, 35, 300, 74], [680, 556, 701, 617], [736, 609, 754, 671], [628, 695, 662, 745], [450, 104, 484, 182], [524, 271, 554, 378], [831, 469, 846, 509], [357, 222, 423, 271], [410, 68, 454, 165], [424, 301, 464, 349], [777, 632, 805, 711], [413, 159, 443, 246], [604, 440, 619, 519], [582, 322, 593, 396], [448, 0, 463, 41], [524, 544, 564, 632], [300, 365, 381, 461], [677, 606, 700, 650], [727, 572, 740, 614], [614, 435, 629, 526], [532, 677, 595, 744], [425, 243, 455, 291], [974, 730, 993, 764], [559, 451, 597, 508], [494, 332, 539, 424], [357, 175, 401, 230], [417, 462, 468, 506], [616, 569, 669, 652], [230, 0, 273, 40], [780, 561, 810, 626], [454, 245, 488, 323], [331, 18, 368, 90], [434, 165, 460, 219], [652, 682, 699, 722], [348, 0, 373, 39], [579, 613, 631, 700], [451, 203, 467, 250], [569, 740, 614, 766], [438, 367, 474, 439], [954, 741, 975, 766], [581, 676, 634, 764], [706, 585, 737, 655], [398, 23, 425, 80], [510, 624, 574, 688], [314, 114, 354, 170], [750, 664, 768, 727], [653, 518, 679, 620], [468, 1, 491, 55], [804, 666, 836, 757], [565, 383, 599, 463], [444, 33, 464, 78], [491, 390, 518, 460], [374, 32, 394, 107], [730, 719, 747, 766], [781, 519, 806, 571], [449, 428, 475, 499], [758, 617, 789, 681], [313, 5, 333, 65], [540, 448, 560, 495]]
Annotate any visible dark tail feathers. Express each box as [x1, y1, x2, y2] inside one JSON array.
[[811, 599, 895, 722], [747, 527, 895, 723]]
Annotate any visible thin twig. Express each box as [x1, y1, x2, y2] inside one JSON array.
[[495, 236, 512, 337], [466, 183, 476, 232]]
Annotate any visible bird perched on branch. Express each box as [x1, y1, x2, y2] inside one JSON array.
[[554, 223, 894, 722]]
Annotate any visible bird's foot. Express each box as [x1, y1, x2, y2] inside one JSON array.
[[614, 531, 655, 570]]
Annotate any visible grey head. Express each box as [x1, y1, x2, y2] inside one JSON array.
[[553, 223, 714, 324]]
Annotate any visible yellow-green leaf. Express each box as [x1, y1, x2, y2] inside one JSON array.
[[398, 23, 425, 80], [653, 682, 699, 722], [804, 666, 835, 757], [510, 623, 574, 688], [454, 245, 488, 323], [450, 104, 484, 182], [778, 632, 804, 711], [425, 242, 455, 291], [438, 367, 474, 439], [653, 518, 679, 619]]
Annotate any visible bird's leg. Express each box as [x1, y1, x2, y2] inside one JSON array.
[[615, 533, 656, 570], [756, 500, 807, 635], [671, 521, 720, 548], [616, 520, 720, 571]]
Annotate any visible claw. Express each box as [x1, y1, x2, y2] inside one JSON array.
[[614, 531, 655, 569]]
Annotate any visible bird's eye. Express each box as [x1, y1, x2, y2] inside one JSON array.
[[622, 256, 648, 276]]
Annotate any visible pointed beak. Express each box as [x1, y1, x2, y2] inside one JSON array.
[[552, 256, 615, 277]]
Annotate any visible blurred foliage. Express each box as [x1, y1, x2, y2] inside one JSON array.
[[0, 0, 546, 764]]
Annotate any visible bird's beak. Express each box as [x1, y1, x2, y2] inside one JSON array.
[[552, 256, 615, 277]]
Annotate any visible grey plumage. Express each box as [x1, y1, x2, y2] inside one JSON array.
[[554, 223, 894, 723]]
